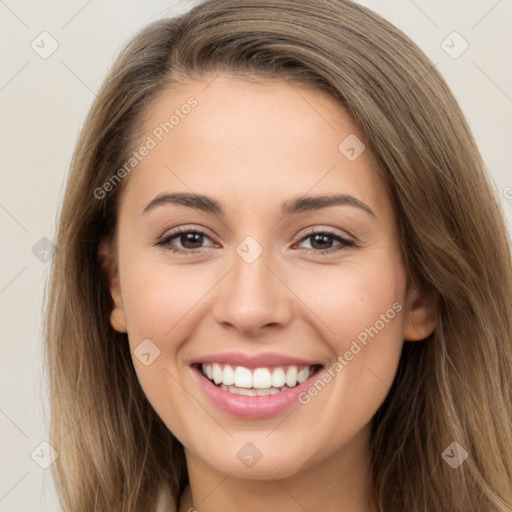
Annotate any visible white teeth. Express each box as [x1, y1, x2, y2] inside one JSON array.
[[285, 366, 298, 387], [297, 367, 309, 384], [218, 383, 292, 396], [212, 363, 223, 385], [222, 365, 235, 386], [200, 363, 317, 393], [252, 368, 272, 388], [271, 367, 286, 388], [234, 366, 253, 388], [237, 387, 258, 396]]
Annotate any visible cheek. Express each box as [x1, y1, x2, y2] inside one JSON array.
[[120, 256, 212, 341], [118, 255, 202, 436], [287, 258, 405, 350], [288, 257, 406, 416]]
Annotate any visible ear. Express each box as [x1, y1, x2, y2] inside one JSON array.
[[403, 276, 438, 341], [98, 239, 127, 333]]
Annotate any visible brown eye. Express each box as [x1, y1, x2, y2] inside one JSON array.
[[156, 227, 215, 254], [296, 230, 355, 255]]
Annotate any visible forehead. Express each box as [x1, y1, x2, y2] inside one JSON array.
[[121, 73, 392, 224]]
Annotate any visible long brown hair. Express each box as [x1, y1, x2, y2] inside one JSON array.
[[43, 0, 512, 510]]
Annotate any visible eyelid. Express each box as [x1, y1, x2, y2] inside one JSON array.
[[292, 227, 356, 255], [156, 225, 217, 249], [158, 224, 354, 243], [295, 225, 355, 243], [155, 224, 357, 256]]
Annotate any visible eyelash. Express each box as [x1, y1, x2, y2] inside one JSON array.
[[155, 226, 356, 256]]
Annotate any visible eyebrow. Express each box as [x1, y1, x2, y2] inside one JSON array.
[[141, 192, 376, 218]]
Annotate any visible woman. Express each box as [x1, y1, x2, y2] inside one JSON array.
[[43, 0, 512, 510]]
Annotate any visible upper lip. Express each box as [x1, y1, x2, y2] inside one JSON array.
[[192, 352, 324, 369]]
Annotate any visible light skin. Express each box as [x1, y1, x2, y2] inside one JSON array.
[[99, 73, 437, 512]]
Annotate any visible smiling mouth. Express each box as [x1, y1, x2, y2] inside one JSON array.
[[194, 363, 324, 396]]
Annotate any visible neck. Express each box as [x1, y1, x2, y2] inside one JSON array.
[[177, 425, 377, 512]]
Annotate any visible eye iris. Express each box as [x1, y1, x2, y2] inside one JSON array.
[[181, 232, 203, 249], [310, 233, 333, 250]]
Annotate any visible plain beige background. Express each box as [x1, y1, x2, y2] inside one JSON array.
[[0, 1, 510, 510]]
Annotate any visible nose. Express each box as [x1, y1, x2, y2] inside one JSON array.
[[212, 247, 293, 337]]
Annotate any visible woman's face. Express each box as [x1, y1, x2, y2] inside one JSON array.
[[102, 73, 436, 480]]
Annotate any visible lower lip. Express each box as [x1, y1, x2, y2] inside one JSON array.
[[191, 365, 321, 419]]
